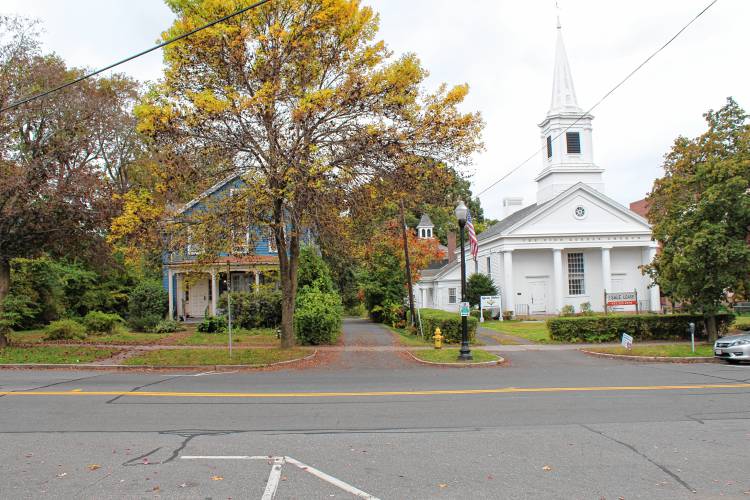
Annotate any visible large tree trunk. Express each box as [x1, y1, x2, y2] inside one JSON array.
[[705, 314, 718, 344], [0, 259, 10, 347], [274, 201, 299, 349]]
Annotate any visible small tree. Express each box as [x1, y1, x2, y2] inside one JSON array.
[[466, 273, 498, 308], [645, 98, 750, 341]]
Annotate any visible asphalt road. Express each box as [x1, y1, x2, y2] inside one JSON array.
[[1, 319, 749, 499]]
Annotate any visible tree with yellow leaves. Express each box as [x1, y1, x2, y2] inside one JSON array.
[[138, 0, 483, 347]]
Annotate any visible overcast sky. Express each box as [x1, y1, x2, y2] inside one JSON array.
[[4, 0, 749, 219]]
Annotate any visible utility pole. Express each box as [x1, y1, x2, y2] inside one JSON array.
[[400, 199, 417, 328]]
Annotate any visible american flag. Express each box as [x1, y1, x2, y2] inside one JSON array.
[[466, 209, 478, 260]]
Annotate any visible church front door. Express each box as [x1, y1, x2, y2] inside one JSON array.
[[529, 279, 548, 313]]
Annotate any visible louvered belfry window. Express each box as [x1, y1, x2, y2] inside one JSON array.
[[546, 136, 552, 158], [566, 132, 581, 154]]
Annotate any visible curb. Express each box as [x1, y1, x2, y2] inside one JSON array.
[[0, 350, 318, 372], [580, 349, 719, 363], [406, 350, 505, 367]]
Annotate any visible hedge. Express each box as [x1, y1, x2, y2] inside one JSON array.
[[82, 311, 123, 334], [419, 308, 477, 344], [295, 288, 343, 345], [218, 290, 281, 329], [547, 313, 736, 343]]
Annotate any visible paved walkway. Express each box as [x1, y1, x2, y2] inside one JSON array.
[[321, 317, 411, 369]]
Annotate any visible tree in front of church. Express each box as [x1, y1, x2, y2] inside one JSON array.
[[466, 273, 498, 308], [644, 97, 750, 342]]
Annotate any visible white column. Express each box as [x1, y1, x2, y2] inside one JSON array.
[[254, 271, 260, 292], [601, 246, 612, 294], [647, 245, 661, 312], [553, 248, 564, 313], [503, 250, 514, 313], [210, 269, 218, 316], [167, 269, 174, 319]]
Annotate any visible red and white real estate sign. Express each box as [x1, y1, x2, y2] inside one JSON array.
[[606, 292, 637, 307]]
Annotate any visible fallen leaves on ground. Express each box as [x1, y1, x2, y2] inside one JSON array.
[[87, 464, 101, 471], [56, 473, 67, 478], [542, 465, 552, 471], [211, 475, 224, 481], [438, 483, 448, 489]]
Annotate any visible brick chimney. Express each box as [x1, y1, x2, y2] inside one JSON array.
[[447, 232, 456, 263]]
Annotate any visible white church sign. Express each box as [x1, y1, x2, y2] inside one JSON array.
[[480, 295, 502, 322]]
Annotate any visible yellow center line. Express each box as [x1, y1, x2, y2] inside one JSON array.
[[1, 383, 749, 398]]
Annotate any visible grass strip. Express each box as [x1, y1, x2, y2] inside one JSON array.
[[411, 348, 499, 364], [123, 347, 310, 366], [481, 320, 551, 343], [0, 346, 118, 364], [174, 328, 278, 346], [586, 344, 714, 357]]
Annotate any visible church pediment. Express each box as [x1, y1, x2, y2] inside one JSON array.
[[505, 183, 651, 236]]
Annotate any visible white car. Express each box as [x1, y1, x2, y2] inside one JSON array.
[[714, 332, 750, 364]]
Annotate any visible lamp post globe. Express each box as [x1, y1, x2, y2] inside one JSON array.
[[454, 201, 472, 361]]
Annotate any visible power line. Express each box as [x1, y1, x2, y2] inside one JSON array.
[[0, 0, 273, 114], [476, 0, 720, 197]]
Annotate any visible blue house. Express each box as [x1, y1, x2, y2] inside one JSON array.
[[163, 175, 281, 320]]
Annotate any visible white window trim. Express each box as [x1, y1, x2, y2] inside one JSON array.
[[448, 287, 457, 304], [567, 252, 586, 296]]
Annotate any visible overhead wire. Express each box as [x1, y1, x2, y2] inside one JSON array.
[[0, 0, 273, 114], [476, 0, 720, 197]]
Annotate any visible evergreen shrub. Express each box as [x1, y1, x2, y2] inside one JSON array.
[[197, 316, 227, 333], [128, 281, 167, 331], [218, 290, 282, 329], [419, 308, 477, 343], [294, 288, 342, 345], [82, 311, 123, 334], [45, 319, 86, 340], [547, 313, 735, 343]]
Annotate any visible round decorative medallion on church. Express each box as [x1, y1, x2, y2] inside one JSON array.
[[574, 205, 587, 219]]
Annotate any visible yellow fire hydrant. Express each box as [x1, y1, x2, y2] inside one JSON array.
[[434, 327, 443, 349]]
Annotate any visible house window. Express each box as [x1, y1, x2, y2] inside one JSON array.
[[566, 132, 581, 154], [486, 256, 491, 276], [546, 135, 552, 158], [186, 229, 199, 255], [267, 228, 278, 253], [567, 252, 585, 295], [448, 287, 457, 304]]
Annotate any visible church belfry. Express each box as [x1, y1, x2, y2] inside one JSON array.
[[535, 19, 604, 204]]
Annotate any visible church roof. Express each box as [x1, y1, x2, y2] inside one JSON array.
[[548, 22, 581, 115], [477, 202, 545, 241], [417, 214, 434, 227]]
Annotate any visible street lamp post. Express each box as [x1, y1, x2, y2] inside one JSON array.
[[454, 201, 473, 361]]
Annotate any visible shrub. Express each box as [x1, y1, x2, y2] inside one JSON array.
[[560, 305, 575, 317], [152, 319, 180, 334], [502, 310, 513, 321], [198, 315, 227, 333], [45, 319, 86, 340], [466, 273, 498, 307], [419, 308, 477, 344], [547, 313, 736, 343], [82, 311, 123, 334], [128, 314, 162, 333], [128, 281, 167, 329], [295, 288, 342, 345], [579, 302, 594, 316], [218, 290, 282, 329], [470, 309, 493, 321], [344, 303, 366, 317]]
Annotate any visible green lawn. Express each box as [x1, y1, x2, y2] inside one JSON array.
[[123, 347, 310, 366], [733, 315, 750, 330], [174, 328, 279, 346], [388, 327, 432, 347], [481, 320, 551, 343], [411, 348, 500, 364], [586, 344, 714, 357], [0, 346, 118, 364]]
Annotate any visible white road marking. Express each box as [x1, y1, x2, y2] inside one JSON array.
[[261, 457, 284, 500], [180, 455, 381, 499]]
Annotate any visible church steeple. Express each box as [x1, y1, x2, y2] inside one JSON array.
[[535, 19, 604, 204], [548, 20, 581, 115]]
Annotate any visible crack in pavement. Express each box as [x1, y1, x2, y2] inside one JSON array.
[[580, 424, 696, 494], [106, 375, 185, 404], [122, 429, 241, 466]]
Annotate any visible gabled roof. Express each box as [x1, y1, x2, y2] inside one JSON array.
[[478, 182, 651, 242], [177, 173, 243, 215], [417, 214, 434, 227]]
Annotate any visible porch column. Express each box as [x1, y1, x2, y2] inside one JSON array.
[[601, 246, 612, 294], [647, 245, 661, 312], [254, 270, 260, 292], [552, 248, 564, 313], [503, 250, 514, 314], [210, 269, 218, 316], [167, 269, 174, 319]]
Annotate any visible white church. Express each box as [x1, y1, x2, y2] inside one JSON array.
[[416, 23, 661, 316]]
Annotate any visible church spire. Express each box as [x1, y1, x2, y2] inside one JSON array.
[[548, 21, 581, 115]]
